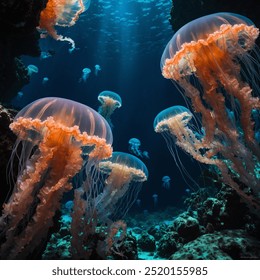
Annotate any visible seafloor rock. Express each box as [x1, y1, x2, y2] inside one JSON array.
[[172, 213, 201, 242], [170, 229, 260, 260], [0, 0, 47, 102], [137, 232, 156, 252], [170, 0, 260, 32], [156, 231, 179, 258]]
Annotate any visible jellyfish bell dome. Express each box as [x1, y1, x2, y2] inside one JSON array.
[[99, 151, 148, 182], [27, 64, 39, 76], [161, 12, 255, 67], [98, 91, 122, 108], [14, 97, 113, 145], [162, 175, 171, 182], [82, 68, 91, 74], [154, 105, 193, 133], [128, 137, 141, 146], [161, 12, 258, 78]]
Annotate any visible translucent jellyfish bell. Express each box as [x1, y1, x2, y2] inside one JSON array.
[[42, 77, 49, 85], [27, 65, 39, 76], [98, 90, 122, 128], [128, 137, 143, 158], [162, 175, 171, 189], [154, 105, 201, 188], [79, 68, 91, 83], [97, 151, 148, 220], [1, 97, 112, 259], [94, 64, 101, 76]]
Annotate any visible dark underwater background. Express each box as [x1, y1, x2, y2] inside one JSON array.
[[1, 0, 260, 260]]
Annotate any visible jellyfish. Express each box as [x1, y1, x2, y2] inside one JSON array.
[[79, 67, 91, 83], [154, 105, 206, 188], [160, 12, 260, 209], [0, 97, 112, 259], [27, 64, 38, 76], [136, 199, 141, 208], [42, 77, 49, 85], [39, 0, 91, 51], [152, 194, 158, 208], [94, 64, 101, 76], [97, 151, 148, 220], [128, 138, 142, 157], [162, 175, 171, 189], [98, 91, 122, 128], [17, 91, 23, 98], [142, 151, 150, 159]]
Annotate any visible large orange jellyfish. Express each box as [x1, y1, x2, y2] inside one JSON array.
[[0, 97, 112, 259], [160, 13, 260, 210], [39, 0, 91, 51]]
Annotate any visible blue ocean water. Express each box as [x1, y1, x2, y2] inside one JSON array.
[[13, 0, 203, 212]]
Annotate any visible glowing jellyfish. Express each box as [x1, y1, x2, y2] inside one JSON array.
[[128, 137, 142, 157], [162, 175, 171, 189], [160, 13, 260, 209], [97, 151, 148, 220], [39, 0, 91, 51], [79, 67, 91, 83], [98, 90, 122, 128], [42, 77, 49, 85], [27, 64, 39, 76], [154, 106, 203, 187], [142, 151, 150, 159], [0, 97, 112, 259], [94, 64, 101, 76]]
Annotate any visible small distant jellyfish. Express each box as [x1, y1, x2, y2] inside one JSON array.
[[152, 194, 158, 208], [142, 151, 150, 159], [42, 77, 49, 85], [98, 90, 122, 128], [17, 92, 23, 99], [27, 65, 39, 76], [128, 138, 142, 157], [79, 68, 91, 83], [136, 199, 141, 207], [64, 200, 74, 212], [94, 64, 101, 76], [162, 176, 171, 189]]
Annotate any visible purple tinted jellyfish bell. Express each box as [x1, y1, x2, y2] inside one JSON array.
[[98, 90, 122, 127]]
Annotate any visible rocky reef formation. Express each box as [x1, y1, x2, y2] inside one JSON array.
[[0, 0, 47, 102]]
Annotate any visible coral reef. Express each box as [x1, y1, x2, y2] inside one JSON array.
[[170, 229, 260, 260]]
